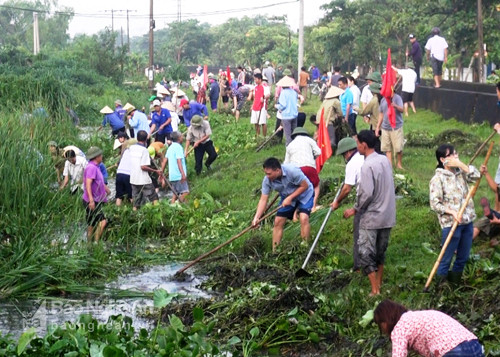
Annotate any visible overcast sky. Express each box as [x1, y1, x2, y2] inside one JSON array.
[[58, 0, 328, 38]]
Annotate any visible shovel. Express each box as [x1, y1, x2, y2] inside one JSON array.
[[175, 205, 282, 276], [296, 182, 344, 278], [256, 127, 283, 152]]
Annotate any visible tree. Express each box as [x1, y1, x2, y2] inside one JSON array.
[[0, 0, 72, 51]]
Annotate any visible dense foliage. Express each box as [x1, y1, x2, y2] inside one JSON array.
[[3, 0, 498, 80]]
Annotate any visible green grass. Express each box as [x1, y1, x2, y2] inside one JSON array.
[[2, 90, 500, 355]]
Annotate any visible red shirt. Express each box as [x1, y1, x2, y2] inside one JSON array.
[[391, 310, 478, 357], [252, 84, 264, 111]]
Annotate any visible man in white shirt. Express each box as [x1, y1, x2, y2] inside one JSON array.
[[128, 130, 162, 210], [425, 27, 448, 88], [330, 137, 365, 271], [60, 150, 87, 194], [394, 63, 417, 116]]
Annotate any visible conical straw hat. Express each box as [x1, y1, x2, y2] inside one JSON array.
[[325, 86, 344, 99], [99, 105, 114, 114], [276, 76, 296, 88]]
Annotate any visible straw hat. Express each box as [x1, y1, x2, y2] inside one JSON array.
[[325, 86, 344, 99], [113, 139, 123, 150], [157, 86, 170, 95], [100, 105, 114, 114], [162, 101, 176, 112], [171, 88, 186, 97], [126, 105, 136, 116], [123, 102, 134, 111], [276, 76, 296, 88]]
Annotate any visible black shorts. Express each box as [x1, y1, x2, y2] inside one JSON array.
[[155, 132, 171, 144], [115, 173, 132, 200], [431, 57, 443, 76], [83, 200, 106, 226], [236, 99, 246, 111], [222, 95, 229, 103], [401, 91, 414, 103], [112, 127, 126, 136]]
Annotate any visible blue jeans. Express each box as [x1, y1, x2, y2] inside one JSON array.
[[437, 222, 473, 276], [347, 113, 357, 135], [443, 339, 484, 357]]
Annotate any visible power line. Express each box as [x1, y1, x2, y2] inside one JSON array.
[[0, 1, 298, 20]]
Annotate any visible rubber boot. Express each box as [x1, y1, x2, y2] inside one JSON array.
[[447, 271, 463, 287]]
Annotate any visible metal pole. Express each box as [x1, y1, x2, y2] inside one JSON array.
[[298, 0, 304, 75], [477, 0, 484, 83], [33, 12, 40, 55], [111, 9, 114, 33], [148, 0, 154, 90]]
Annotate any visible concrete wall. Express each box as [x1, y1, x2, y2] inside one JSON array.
[[413, 79, 500, 125]]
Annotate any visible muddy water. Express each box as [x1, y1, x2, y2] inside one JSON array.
[[0, 264, 207, 339]]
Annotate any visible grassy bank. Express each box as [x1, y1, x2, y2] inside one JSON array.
[[1, 92, 500, 355]]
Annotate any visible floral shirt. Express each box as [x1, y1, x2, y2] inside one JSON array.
[[429, 166, 479, 228], [391, 310, 478, 357]]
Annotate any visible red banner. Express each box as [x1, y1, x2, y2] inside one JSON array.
[[203, 64, 208, 87], [380, 48, 397, 128], [315, 107, 332, 173], [227, 65, 232, 86]]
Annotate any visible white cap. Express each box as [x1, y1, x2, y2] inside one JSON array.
[[152, 99, 161, 106]]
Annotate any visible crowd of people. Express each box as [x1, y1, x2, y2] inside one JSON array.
[[49, 27, 500, 356]]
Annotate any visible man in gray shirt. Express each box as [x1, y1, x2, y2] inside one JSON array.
[[252, 157, 314, 252], [344, 130, 396, 296], [262, 62, 276, 85]]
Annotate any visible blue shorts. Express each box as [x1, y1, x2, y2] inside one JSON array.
[[210, 100, 218, 110], [276, 194, 314, 220]]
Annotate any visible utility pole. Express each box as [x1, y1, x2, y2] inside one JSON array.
[[127, 9, 131, 52], [149, 0, 154, 90], [477, 0, 484, 83], [177, 0, 181, 22], [33, 12, 40, 55], [298, 0, 304, 76], [104, 9, 115, 32], [121, 27, 124, 47]]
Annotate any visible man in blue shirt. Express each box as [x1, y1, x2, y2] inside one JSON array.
[[114, 99, 126, 122], [208, 74, 220, 111], [252, 157, 314, 252], [338, 77, 356, 136], [99, 105, 125, 136], [180, 99, 209, 127], [311, 64, 320, 82], [166, 131, 189, 203], [127, 106, 150, 139], [277, 77, 299, 146], [150, 99, 172, 143]]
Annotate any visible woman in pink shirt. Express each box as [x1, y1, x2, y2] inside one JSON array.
[[374, 299, 484, 357]]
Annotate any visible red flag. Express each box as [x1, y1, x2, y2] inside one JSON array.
[[203, 64, 208, 87], [226, 65, 232, 86], [380, 48, 397, 128], [315, 108, 332, 173]]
